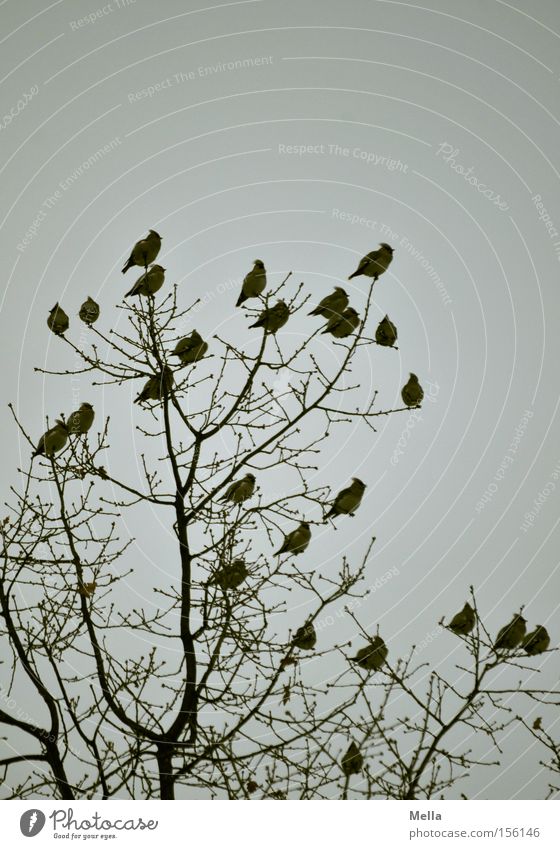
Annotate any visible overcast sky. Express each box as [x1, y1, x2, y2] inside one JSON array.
[[1, 0, 560, 800]]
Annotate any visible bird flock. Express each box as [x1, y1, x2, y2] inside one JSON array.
[[447, 603, 550, 656], [34, 230, 551, 680]]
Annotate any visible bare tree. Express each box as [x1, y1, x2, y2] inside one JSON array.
[[0, 247, 556, 799]]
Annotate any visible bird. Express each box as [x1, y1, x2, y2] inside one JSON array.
[[212, 559, 248, 590], [493, 614, 527, 651], [292, 622, 317, 650], [79, 296, 100, 325], [308, 286, 349, 319], [67, 402, 95, 436], [124, 264, 166, 298], [325, 478, 366, 520], [47, 303, 69, 336], [375, 315, 398, 347], [522, 625, 550, 656], [236, 260, 266, 307], [219, 474, 256, 505], [401, 373, 424, 407], [172, 330, 208, 365], [447, 602, 476, 636], [352, 635, 388, 671], [275, 521, 311, 556], [348, 243, 394, 281], [321, 307, 361, 339], [122, 230, 162, 273], [78, 582, 97, 598], [341, 742, 364, 777], [249, 300, 290, 333], [32, 420, 69, 458], [134, 366, 174, 404]]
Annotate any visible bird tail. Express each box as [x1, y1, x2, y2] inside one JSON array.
[[308, 307, 321, 316], [236, 292, 247, 307], [320, 327, 331, 334], [124, 285, 137, 298], [348, 271, 359, 280], [122, 257, 134, 274], [248, 319, 262, 329]]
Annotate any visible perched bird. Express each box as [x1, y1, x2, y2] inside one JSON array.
[[325, 478, 366, 520], [236, 260, 266, 307], [219, 473, 256, 505], [275, 521, 311, 556], [249, 300, 290, 333], [493, 614, 527, 651], [122, 230, 162, 273], [401, 373, 424, 407], [67, 402, 95, 436], [522, 625, 550, 656], [308, 286, 349, 319], [447, 602, 476, 636], [134, 366, 174, 404], [78, 582, 97, 598], [341, 742, 364, 777], [79, 296, 100, 325], [212, 559, 248, 590], [172, 330, 208, 365], [352, 635, 388, 672], [32, 420, 69, 458], [47, 303, 69, 336], [321, 307, 361, 339], [375, 315, 398, 347], [348, 243, 394, 281], [124, 264, 165, 298], [292, 622, 317, 650]]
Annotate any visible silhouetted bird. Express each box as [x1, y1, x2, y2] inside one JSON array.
[[67, 402, 95, 435], [236, 260, 266, 306], [348, 243, 394, 281], [219, 474, 256, 505], [275, 521, 311, 556], [321, 307, 360, 338], [78, 582, 97, 597], [33, 420, 69, 458], [341, 742, 364, 777], [494, 614, 526, 650], [375, 315, 398, 347], [325, 478, 366, 519], [292, 622, 317, 650], [125, 264, 165, 297], [308, 286, 349, 319], [447, 602, 476, 636], [249, 300, 290, 333], [212, 559, 248, 590], [79, 296, 100, 325], [401, 373, 424, 407], [134, 367, 174, 404], [47, 303, 69, 336], [352, 635, 388, 671], [522, 626, 550, 656], [172, 330, 208, 364], [122, 230, 161, 273]]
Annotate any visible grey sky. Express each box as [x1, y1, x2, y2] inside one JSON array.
[[1, 0, 560, 799]]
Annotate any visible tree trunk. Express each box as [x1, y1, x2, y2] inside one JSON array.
[[157, 745, 175, 799]]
